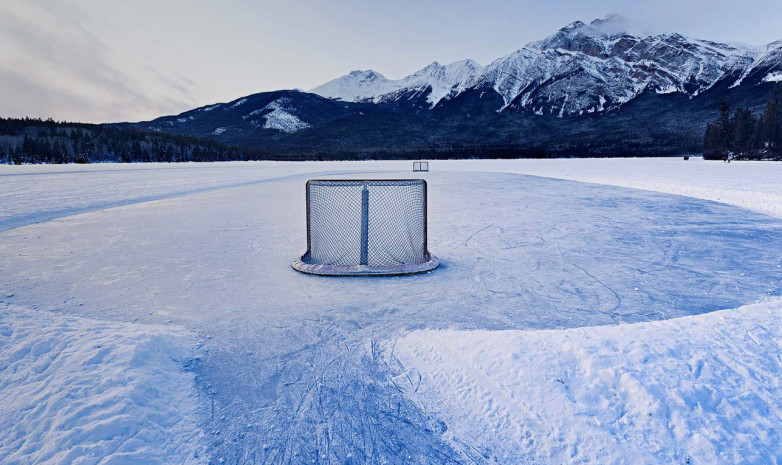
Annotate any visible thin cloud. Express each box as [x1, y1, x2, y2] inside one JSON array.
[[0, 1, 197, 122]]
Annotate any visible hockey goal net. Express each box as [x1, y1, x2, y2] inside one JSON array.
[[292, 179, 439, 276]]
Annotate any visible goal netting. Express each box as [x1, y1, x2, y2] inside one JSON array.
[[292, 179, 439, 276]]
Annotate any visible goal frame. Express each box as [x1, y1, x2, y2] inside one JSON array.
[[413, 161, 429, 172], [292, 179, 439, 276]]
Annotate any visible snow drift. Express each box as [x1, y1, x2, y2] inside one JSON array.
[[0, 304, 205, 464], [391, 299, 782, 464]]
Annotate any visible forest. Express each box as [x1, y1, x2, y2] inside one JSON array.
[[0, 118, 263, 164], [0, 115, 695, 164], [703, 84, 782, 160]]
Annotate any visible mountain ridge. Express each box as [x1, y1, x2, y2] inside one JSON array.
[[122, 16, 782, 158], [310, 15, 781, 116]]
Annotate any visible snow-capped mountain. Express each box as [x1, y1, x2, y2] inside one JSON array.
[[311, 59, 484, 108], [130, 89, 356, 145], [741, 40, 782, 85], [484, 17, 761, 115], [311, 15, 781, 116], [128, 15, 781, 158]]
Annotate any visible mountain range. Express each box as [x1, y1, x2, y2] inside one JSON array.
[[126, 16, 782, 158]]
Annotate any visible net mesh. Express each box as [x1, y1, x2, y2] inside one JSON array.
[[305, 180, 429, 267]]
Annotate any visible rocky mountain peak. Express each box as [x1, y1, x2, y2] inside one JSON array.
[[310, 16, 779, 117], [346, 70, 386, 81]]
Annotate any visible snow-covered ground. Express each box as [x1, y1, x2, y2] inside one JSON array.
[[392, 299, 782, 464], [0, 304, 205, 464], [437, 157, 782, 219], [1, 158, 780, 464]]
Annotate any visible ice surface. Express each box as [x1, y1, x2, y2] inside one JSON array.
[[437, 157, 782, 218], [0, 162, 372, 232], [1, 158, 781, 463]]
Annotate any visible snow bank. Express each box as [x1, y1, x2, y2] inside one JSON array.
[[392, 299, 782, 464], [0, 304, 205, 464]]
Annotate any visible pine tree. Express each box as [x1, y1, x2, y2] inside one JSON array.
[[703, 122, 722, 159], [731, 108, 756, 156], [762, 84, 782, 153]]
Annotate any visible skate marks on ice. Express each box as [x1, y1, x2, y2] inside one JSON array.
[[1, 170, 781, 463], [198, 322, 463, 464], [0, 166, 385, 233], [191, 174, 781, 463]]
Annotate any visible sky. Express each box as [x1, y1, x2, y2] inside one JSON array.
[[1, 0, 781, 123]]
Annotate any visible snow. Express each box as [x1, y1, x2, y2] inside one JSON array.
[[230, 98, 248, 108], [0, 303, 205, 464], [480, 26, 762, 114], [310, 60, 484, 107], [655, 84, 679, 94], [391, 299, 782, 464], [763, 71, 782, 83], [390, 158, 782, 464], [199, 104, 221, 112], [1, 158, 781, 463], [310, 69, 394, 102], [406, 60, 485, 106], [242, 108, 264, 118], [261, 99, 310, 133], [211, 127, 227, 135]]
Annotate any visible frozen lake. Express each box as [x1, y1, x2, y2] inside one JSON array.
[[1, 160, 781, 464]]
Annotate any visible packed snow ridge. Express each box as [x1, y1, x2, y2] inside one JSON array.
[[311, 15, 782, 115]]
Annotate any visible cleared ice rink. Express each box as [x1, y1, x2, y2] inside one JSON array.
[[1, 158, 781, 464]]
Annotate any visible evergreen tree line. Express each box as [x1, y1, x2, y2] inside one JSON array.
[[703, 84, 782, 160], [2, 116, 686, 163], [275, 141, 686, 161], [0, 118, 263, 164]]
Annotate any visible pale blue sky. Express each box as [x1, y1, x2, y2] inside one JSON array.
[[1, 0, 781, 123]]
